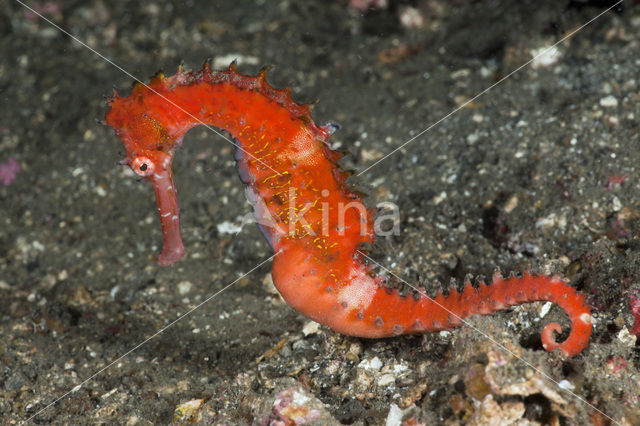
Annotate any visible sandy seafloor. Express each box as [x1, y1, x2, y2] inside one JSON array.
[[1, 0, 640, 424]]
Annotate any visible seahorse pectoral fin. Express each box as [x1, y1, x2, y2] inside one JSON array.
[[149, 163, 185, 265]]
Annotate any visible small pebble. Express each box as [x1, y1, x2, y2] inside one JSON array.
[[599, 95, 618, 108], [386, 404, 404, 426], [377, 374, 395, 387], [617, 327, 637, 347], [530, 45, 561, 68], [558, 380, 574, 390], [359, 356, 383, 371], [466, 132, 480, 144], [539, 302, 552, 318], [177, 281, 192, 295], [302, 320, 320, 336]]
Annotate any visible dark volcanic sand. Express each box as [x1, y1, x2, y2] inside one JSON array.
[[1, 0, 639, 424]]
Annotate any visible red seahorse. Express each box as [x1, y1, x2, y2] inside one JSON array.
[[105, 63, 593, 356]]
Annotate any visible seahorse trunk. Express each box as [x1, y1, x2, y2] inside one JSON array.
[[105, 63, 593, 357]]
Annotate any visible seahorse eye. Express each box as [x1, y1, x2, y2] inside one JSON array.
[[130, 156, 155, 177]]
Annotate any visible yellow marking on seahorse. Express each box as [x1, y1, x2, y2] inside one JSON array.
[[254, 141, 271, 155], [256, 152, 274, 161]]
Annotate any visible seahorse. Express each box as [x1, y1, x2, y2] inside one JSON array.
[[105, 63, 593, 356]]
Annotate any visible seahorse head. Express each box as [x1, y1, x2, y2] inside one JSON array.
[[106, 99, 186, 264]]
